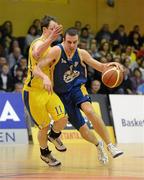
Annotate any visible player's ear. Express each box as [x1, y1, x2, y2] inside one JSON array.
[[43, 27, 47, 33]]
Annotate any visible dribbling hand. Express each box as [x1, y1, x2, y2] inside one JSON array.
[[106, 62, 124, 72]]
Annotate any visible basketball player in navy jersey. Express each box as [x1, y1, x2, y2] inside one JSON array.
[[33, 27, 123, 164]]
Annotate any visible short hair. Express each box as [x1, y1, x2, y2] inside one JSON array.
[[40, 15, 56, 30], [64, 27, 78, 39]]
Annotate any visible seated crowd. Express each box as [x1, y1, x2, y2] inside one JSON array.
[[0, 19, 144, 95]]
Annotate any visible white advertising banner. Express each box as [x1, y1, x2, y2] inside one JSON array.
[[109, 95, 144, 143], [0, 129, 28, 144]]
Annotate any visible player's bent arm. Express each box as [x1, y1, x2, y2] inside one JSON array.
[[32, 25, 63, 60], [32, 38, 53, 60], [33, 46, 60, 93], [33, 46, 60, 79], [80, 49, 106, 72]]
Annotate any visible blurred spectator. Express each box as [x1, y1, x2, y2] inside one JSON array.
[[113, 55, 121, 63], [32, 19, 41, 35], [9, 38, 21, 53], [0, 27, 4, 45], [14, 82, 23, 92], [0, 57, 7, 72], [95, 24, 112, 44], [0, 44, 6, 57], [11, 57, 27, 79], [1, 21, 14, 54], [128, 25, 142, 45], [13, 67, 24, 84], [1, 20, 13, 37], [78, 39, 87, 50], [125, 46, 138, 70], [99, 41, 111, 57], [80, 27, 92, 49], [136, 44, 144, 59], [88, 79, 101, 94], [128, 32, 142, 51], [0, 63, 14, 92], [84, 24, 94, 39], [25, 25, 39, 49], [136, 83, 144, 94], [106, 52, 113, 62], [112, 44, 122, 57], [138, 58, 144, 80], [112, 24, 128, 47], [8, 47, 23, 68], [88, 39, 101, 59], [130, 67, 144, 93], [115, 66, 133, 94], [74, 20, 82, 35]]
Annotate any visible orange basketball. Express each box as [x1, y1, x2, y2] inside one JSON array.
[[102, 66, 124, 88]]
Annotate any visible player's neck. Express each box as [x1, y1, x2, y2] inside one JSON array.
[[62, 44, 75, 60], [41, 34, 47, 41]]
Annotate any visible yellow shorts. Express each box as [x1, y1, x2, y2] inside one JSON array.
[[22, 89, 66, 129]]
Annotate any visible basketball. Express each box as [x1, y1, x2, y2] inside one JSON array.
[[101, 66, 124, 88]]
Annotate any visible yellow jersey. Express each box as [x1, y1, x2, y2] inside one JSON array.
[[23, 38, 51, 91]]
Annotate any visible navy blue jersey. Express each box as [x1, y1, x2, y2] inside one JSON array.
[[53, 44, 87, 94]]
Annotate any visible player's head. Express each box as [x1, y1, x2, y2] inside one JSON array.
[[40, 15, 58, 37], [63, 27, 79, 53]]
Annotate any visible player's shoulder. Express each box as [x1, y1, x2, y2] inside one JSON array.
[[50, 45, 61, 53], [77, 48, 89, 57], [30, 37, 42, 49], [48, 45, 61, 58], [32, 37, 42, 45]]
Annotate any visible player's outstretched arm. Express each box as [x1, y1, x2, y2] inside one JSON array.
[[81, 49, 123, 72], [81, 49, 106, 72]]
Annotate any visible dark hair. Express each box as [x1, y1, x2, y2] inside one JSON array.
[[27, 25, 37, 35], [40, 15, 56, 30], [64, 27, 78, 39]]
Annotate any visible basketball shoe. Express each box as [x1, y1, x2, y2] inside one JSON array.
[[48, 135, 67, 152], [107, 143, 124, 158], [97, 140, 109, 164], [40, 151, 61, 167]]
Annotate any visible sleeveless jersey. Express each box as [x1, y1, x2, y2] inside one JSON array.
[[53, 44, 87, 94], [23, 38, 51, 91]]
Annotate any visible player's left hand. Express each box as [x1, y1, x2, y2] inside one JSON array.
[[49, 24, 63, 42], [43, 75, 53, 94]]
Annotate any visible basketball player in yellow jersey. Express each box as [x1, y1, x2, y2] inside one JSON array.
[[23, 16, 67, 167]]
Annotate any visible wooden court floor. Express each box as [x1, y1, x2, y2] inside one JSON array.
[[0, 142, 144, 180]]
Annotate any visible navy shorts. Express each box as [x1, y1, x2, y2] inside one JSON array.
[[58, 85, 91, 130]]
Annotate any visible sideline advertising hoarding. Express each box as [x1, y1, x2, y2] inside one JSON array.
[[109, 95, 144, 143], [0, 93, 28, 144]]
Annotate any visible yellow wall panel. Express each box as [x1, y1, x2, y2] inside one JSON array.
[[0, 0, 144, 36], [0, 0, 96, 36]]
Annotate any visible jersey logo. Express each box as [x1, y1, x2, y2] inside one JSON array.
[[74, 61, 79, 67], [63, 65, 80, 83], [61, 58, 67, 64]]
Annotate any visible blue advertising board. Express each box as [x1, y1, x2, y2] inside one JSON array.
[[0, 93, 26, 129]]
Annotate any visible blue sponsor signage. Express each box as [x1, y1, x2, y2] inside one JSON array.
[[0, 93, 27, 129]]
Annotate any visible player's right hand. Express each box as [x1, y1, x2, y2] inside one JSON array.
[[106, 62, 124, 72], [49, 24, 63, 42], [43, 75, 53, 94]]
